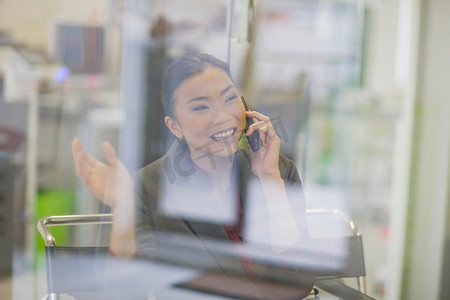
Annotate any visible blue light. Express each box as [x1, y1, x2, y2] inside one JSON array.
[[54, 66, 70, 83]]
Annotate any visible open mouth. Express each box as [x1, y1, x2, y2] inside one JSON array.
[[210, 128, 236, 142]]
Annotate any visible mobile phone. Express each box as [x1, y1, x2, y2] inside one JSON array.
[[241, 96, 261, 152]]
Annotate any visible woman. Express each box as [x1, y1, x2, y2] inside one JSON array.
[[72, 53, 312, 290]]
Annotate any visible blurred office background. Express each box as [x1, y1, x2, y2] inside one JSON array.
[[0, 0, 449, 299]]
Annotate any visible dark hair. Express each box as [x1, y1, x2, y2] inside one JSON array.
[[162, 53, 233, 118]]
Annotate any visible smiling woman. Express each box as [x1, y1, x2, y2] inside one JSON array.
[[71, 52, 314, 298], [163, 64, 246, 167]]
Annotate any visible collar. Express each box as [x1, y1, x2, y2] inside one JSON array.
[[163, 139, 253, 191]]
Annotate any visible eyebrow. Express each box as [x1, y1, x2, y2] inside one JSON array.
[[186, 85, 235, 104], [186, 96, 208, 104], [220, 85, 234, 95]]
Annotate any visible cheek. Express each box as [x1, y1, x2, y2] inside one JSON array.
[[235, 106, 246, 129], [180, 115, 210, 137]]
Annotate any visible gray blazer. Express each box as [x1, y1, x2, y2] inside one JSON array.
[[133, 140, 313, 288]]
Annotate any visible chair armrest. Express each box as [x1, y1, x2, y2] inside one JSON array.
[[37, 214, 113, 247], [306, 208, 361, 236]]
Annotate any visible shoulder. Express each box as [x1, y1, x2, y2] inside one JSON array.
[[133, 156, 168, 199], [133, 155, 173, 211], [135, 140, 187, 183], [135, 156, 165, 181]]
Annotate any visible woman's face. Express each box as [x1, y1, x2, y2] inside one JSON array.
[[166, 66, 246, 161]]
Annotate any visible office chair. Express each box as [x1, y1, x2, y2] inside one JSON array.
[[306, 208, 370, 298], [37, 214, 112, 300], [38, 209, 371, 300]]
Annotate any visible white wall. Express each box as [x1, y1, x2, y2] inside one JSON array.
[[401, 0, 450, 298], [0, 0, 107, 51], [363, 0, 400, 94]]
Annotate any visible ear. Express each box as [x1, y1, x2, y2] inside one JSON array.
[[164, 116, 183, 139]]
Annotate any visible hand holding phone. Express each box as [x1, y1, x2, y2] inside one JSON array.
[[241, 96, 261, 152]]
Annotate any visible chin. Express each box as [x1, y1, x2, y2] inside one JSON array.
[[210, 139, 239, 157]]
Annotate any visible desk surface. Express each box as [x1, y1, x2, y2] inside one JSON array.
[[116, 260, 351, 300], [43, 254, 374, 300]]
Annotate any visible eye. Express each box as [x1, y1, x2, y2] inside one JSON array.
[[192, 105, 209, 112], [225, 94, 238, 103]]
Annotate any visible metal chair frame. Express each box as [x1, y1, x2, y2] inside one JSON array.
[[38, 209, 368, 299], [37, 214, 113, 300], [306, 208, 367, 294]]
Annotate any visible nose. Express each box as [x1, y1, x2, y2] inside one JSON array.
[[212, 105, 232, 125]]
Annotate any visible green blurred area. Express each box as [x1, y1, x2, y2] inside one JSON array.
[[34, 189, 75, 259]]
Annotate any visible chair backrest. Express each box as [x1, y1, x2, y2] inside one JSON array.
[[37, 214, 112, 299], [306, 208, 367, 294], [38, 211, 368, 298]]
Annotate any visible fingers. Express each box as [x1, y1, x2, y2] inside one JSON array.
[[102, 141, 119, 168], [72, 137, 97, 166], [246, 110, 270, 122], [72, 140, 92, 180], [72, 138, 82, 175], [72, 137, 90, 177], [72, 137, 107, 181], [245, 111, 278, 141]]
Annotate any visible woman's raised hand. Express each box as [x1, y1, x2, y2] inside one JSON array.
[[245, 111, 282, 181], [72, 137, 136, 257], [71, 137, 133, 209]]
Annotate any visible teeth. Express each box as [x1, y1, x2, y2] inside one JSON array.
[[212, 129, 234, 140]]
